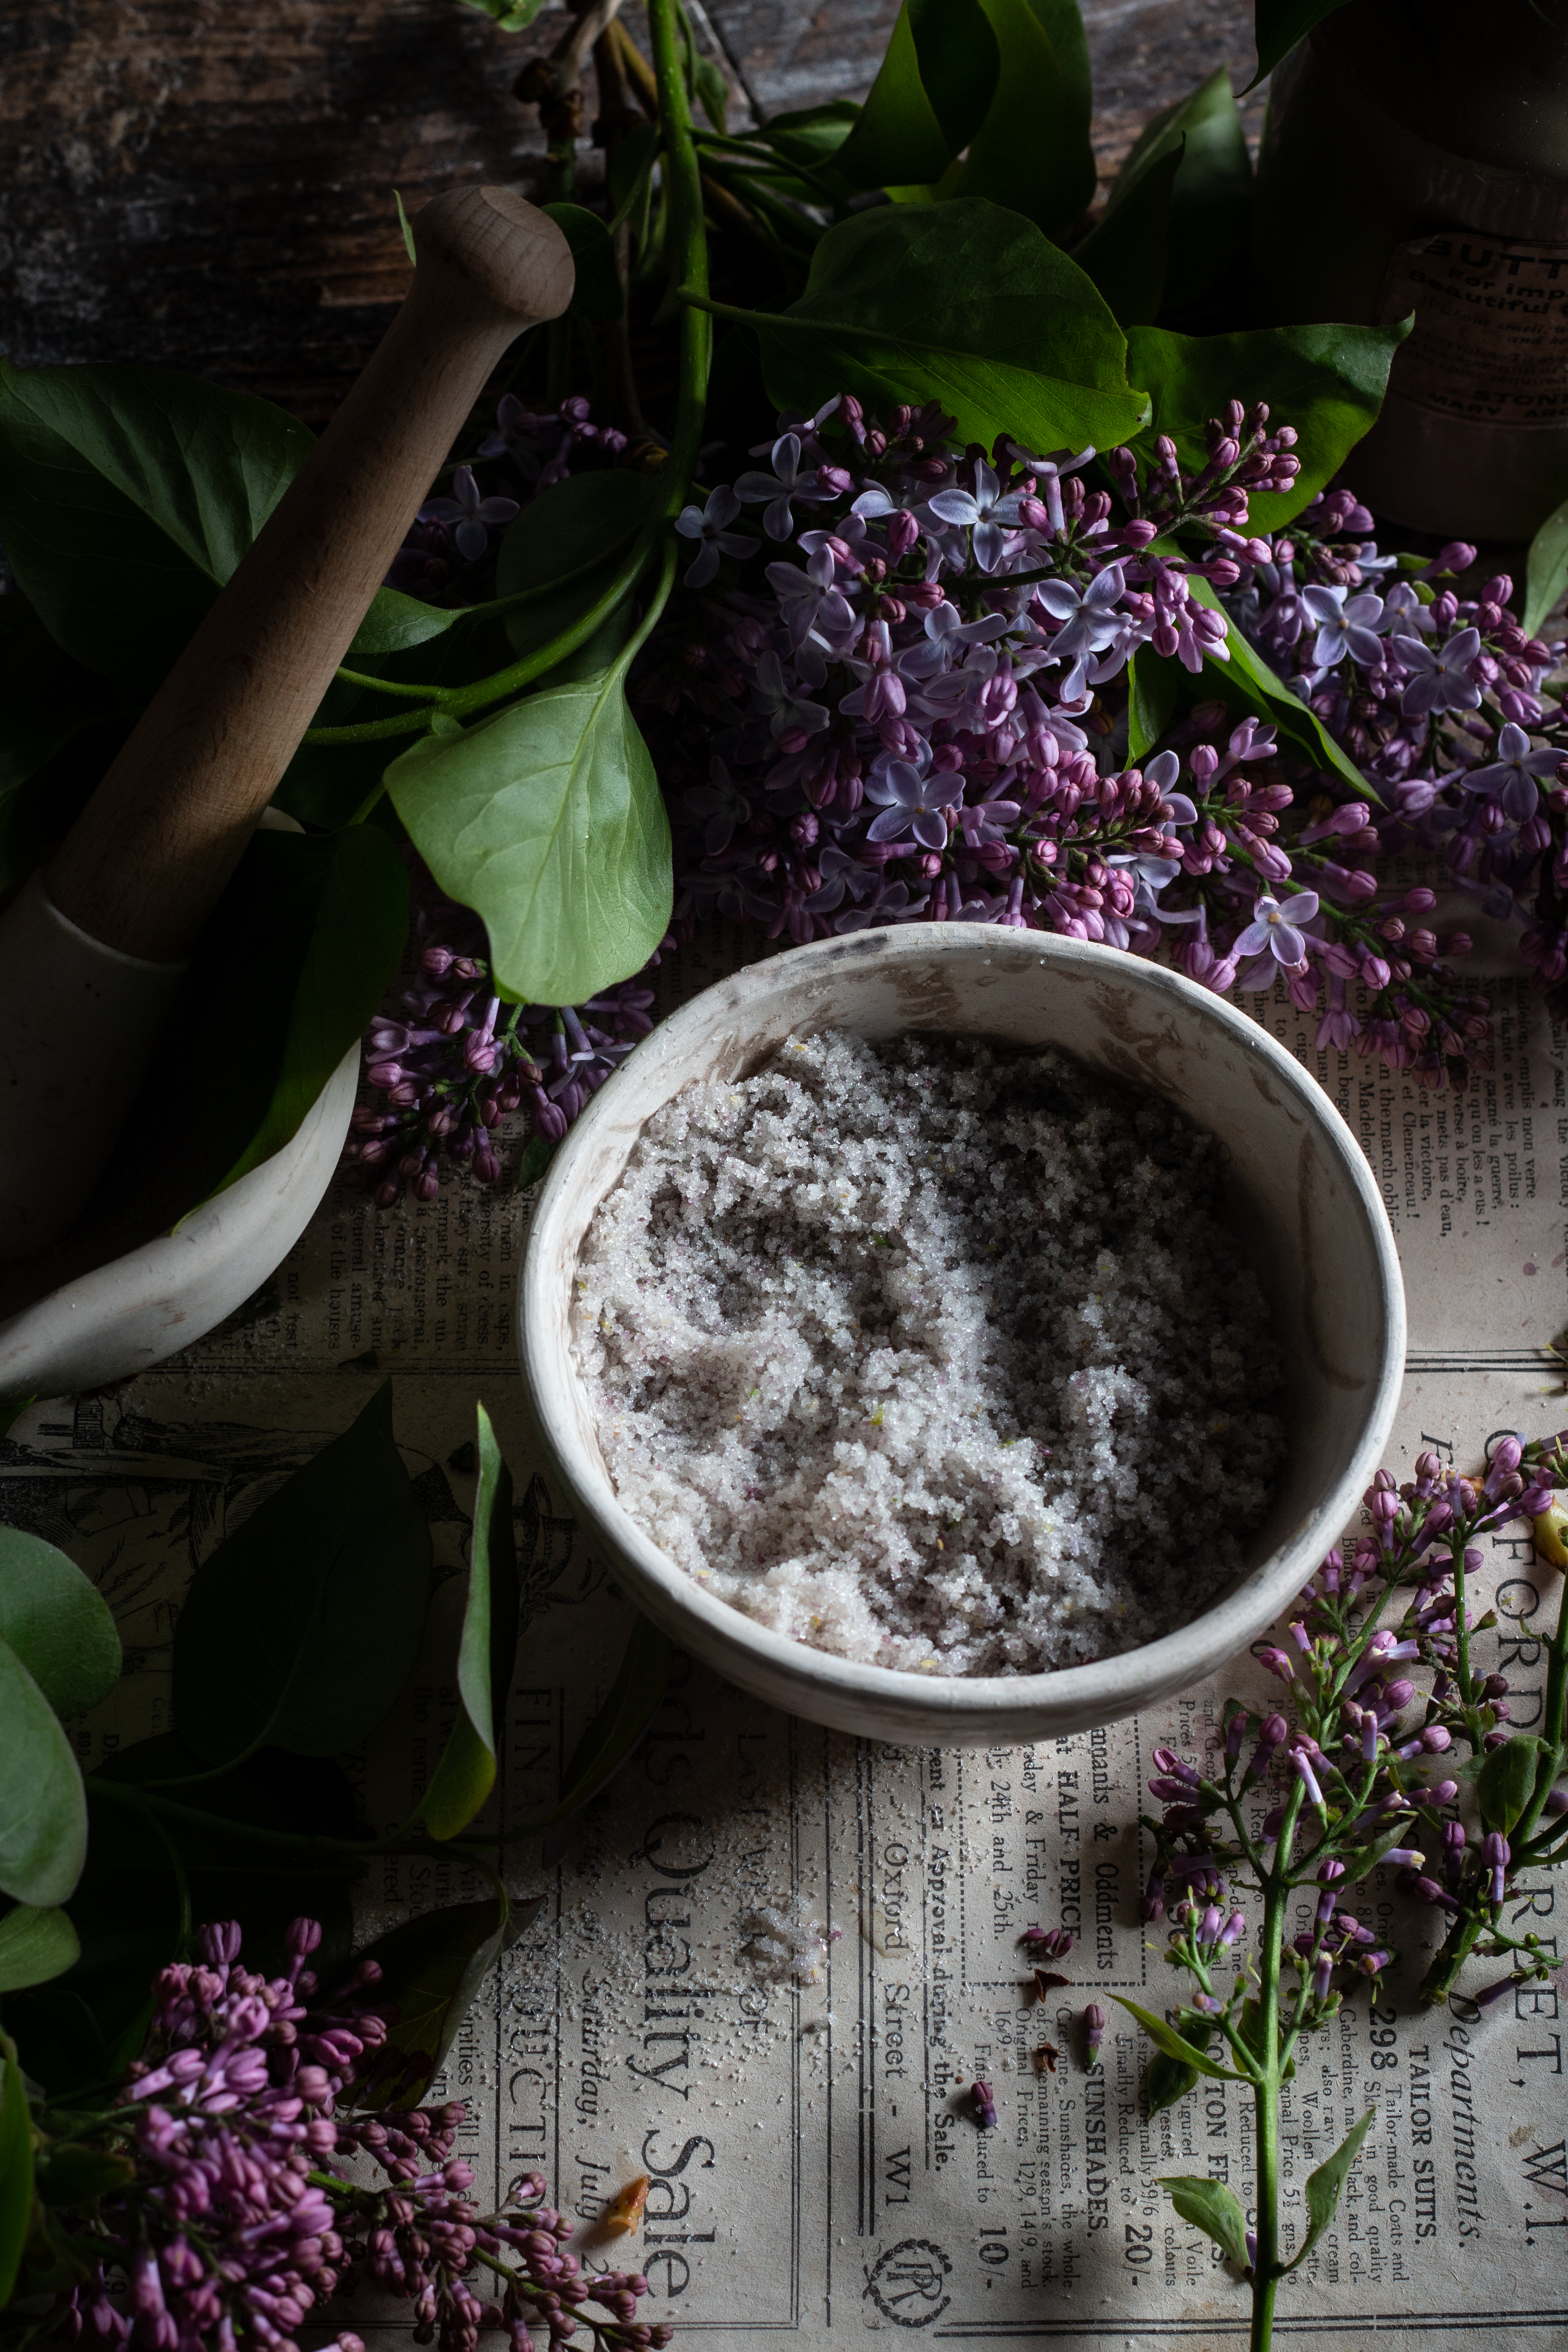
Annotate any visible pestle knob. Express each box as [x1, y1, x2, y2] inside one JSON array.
[[0, 186, 574, 1261]]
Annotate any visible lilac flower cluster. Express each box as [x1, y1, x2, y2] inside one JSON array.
[[388, 395, 628, 597], [44, 1921, 671, 2352], [1140, 1433, 1568, 2031], [642, 397, 1490, 1091], [350, 858, 658, 1205], [1232, 492, 1568, 1009]]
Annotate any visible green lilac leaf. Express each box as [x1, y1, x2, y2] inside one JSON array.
[[171, 826, 406, 1212], [386, 663, 672, 1008], [0, 1907, 80, 1994], [750, 100, 861, 173], [1183, 572, 1375, 796], [0, 1640, 87, 1907], [394, 189, 417, 266], [1124, 317, 1409, 531], [351, 1897, 513, 2109], [1477, 1734, 1547, 1836], [1112, 1996, 1246, 2083], [544, 1616, 673, 1828], [0, 361, 312, 692], [22, 1738, 365, 2089], [34, 2146, 136, 2206], [1334, 1819, 1438, 1881], [1250, 0, 1351, 87], [1145, 2051, 1201, 2113], [0, 1529, 120, 1719], [514, 1132, 557, 1189], [833, 0, 999, 191], [420, 1405, 520, 1841], [0, 601, 134, 890], [1288, 2106, 1375, 2269], [495, 469, 656, 666], [171, 1383, 432, 1764], [1127, 642, 1181, 758], [756, 200, 1149, 458], [692, 53, 729, 134], [460, 0, 550, 27], [1071, 143, 1183, 326], [957, 0, 1096, 241], [1523, 491, 1568, 639], [0, 2048, 33, 2305], [345, 589, 465, 663], [1158, 2173, 1251, 2269], [1098, 68, 1251, 320], [541, 203, 625, 323]]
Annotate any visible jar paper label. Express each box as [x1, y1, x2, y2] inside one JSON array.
[[1381, 231, 1568, 428]]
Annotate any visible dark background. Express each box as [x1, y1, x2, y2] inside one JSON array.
[[2, 0, 1261, 421]]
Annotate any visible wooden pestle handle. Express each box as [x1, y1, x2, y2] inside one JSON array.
[[46, 185, 576, 965]]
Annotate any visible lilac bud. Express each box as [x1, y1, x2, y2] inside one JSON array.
[[1475, 1974, 1519, 2009], [1544, 1787, 1568, 1816], [884, 510, 920, 561], [1258, 1645, 1296, 1683], [970, 2080, 997, 2129], [1141, 1871, 1165, 1924], [1152, 1748, 1200, 1786], [1292, 1747, 1326, 1807], [1312, 1955, 1333, 2001], [1219, 1910, 1246, 1947], [1421, 1724, 1452, 1753], [1199, 1904, 1223, 1944], [1483, 1830, 1510, 1901], [1225, 1713, 1246, 1761], [1245, 1713, 1289, 1783], [1020, 1926, 1074, 1959], [1084, 2002, 1106, 2061]]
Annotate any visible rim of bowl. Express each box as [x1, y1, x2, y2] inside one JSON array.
[[519, 928, 1406, 1720]]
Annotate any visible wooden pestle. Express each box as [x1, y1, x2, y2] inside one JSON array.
[[49, 185, 575, 961], [0, 186, 574, 1259]]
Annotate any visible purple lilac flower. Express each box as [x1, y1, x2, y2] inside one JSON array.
[[44, 1920, 669, 2352], [1084, 2003, 1106, 2063], [422, 464, 520, 562], [865, 759, 950, 849], [1465, 721, 1559, 824], [675, 484, 753, 587], [631, 396, 1496, 1104], [1397, 626, 1484, 718], [1302, 582, 1386, 671], [351, 856, 660, 1205], [735, 430, 833, 540]]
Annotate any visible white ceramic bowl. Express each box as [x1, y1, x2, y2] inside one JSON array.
[[519, 929, 1404, 1745]]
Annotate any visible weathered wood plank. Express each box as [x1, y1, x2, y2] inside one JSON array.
[[0, 0, 1258, 419]]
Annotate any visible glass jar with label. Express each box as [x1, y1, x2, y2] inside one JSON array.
[[1253, 0, 1568, 539]]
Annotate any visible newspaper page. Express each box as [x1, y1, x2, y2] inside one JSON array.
[[5, 923, 1567, 2349]]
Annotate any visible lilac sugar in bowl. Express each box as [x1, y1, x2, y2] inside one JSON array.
[[518, 929, 1404, 1746]]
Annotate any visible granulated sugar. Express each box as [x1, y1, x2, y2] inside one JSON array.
[[572, 1030, 1283, 1676]]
